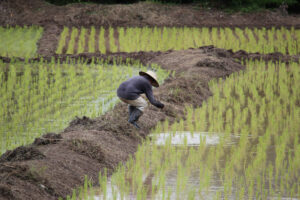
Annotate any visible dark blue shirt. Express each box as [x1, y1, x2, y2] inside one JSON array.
[[117, 76, 163, 108]]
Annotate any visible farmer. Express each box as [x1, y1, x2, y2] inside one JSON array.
[[117, 70, 164, 129]]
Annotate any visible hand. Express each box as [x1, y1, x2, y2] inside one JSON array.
[[157, 103, 164, 109]]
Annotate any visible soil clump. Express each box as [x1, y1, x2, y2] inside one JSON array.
[[33, 133, 63, 145], [0, 46, 244, 199], [0, 147, 45, 162]]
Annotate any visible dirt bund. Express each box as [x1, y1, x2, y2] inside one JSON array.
[[0, 46, 245, 200], [1, 0, 300, 28], [1, 47, 299, 65]]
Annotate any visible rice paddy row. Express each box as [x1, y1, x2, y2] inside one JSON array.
[[57, 26, 300, 55], [66, 59, 299, 199], [0, 26, 298, 58], [0, 26, 43, 58], [0, 58, 169, 155]]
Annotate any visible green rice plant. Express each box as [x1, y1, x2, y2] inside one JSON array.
[[109, 27, 118, 53], [0, 59, 169, 155], [0, 26, 43, 58], [71, 189, 76, 200], [56, 27, 69, 54], [77, 59, 299, 200], [77, 27, 86, 54], [88, 26, 96, 53], [56, 26, 300, 55], [59, 49, 299, 200], [98, 27, 106, 54], [66, 27, 78, 54]]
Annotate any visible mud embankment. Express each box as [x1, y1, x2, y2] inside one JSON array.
[[0, 46, 244, 200], [1, 46, 299, 65], [1, 0, 300, 28]]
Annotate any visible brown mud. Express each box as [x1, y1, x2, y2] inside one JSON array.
[[1, 47, 299, 65], [1, 0, 300, 28], [36, 24, 62, 56], [0, 46, 244, 200]]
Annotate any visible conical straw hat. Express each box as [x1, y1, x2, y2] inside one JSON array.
[[139, 70, 159, 87]]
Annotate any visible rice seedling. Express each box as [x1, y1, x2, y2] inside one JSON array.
[[0, 58, 169, 155], [77, 27, 87, 54], [98, 27, 106, 54], [76, 59, 299, 200], [57, 26, 300, 55], [109, 27, 118, 53], [56, 27, 69, 54], [66, 27, 79, 54], [88, 26, 96, 53], [0, 25, 43, 58]]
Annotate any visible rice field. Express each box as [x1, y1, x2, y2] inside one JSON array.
[[70, 59, 300, 200], [0, 26, 43, 58], [0, 58, 169, 155], [0, 22, 299, 200], [56, 26, 300, 55]]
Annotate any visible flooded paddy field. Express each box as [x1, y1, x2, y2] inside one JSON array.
[[0, 2, 299, 199], [0, 45, 247, 200], [0, 58, 168, 154], [80, 60, 299, 200]]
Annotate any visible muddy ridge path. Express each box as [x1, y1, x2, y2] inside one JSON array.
[[0, 46, 245, 200], [1, 0, 300, 28]]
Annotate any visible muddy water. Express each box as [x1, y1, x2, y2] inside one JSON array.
[[0, 62, 141, 155], [90, 131, 298, 199], [150, 131, 239, 146], [93, 171, 224, 200], [91, 132, 239, 200]]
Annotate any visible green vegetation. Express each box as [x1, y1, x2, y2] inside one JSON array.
[[98, 27, 106, 54], [66, 27, 79, 54], [73, 59, 299, 199], [0, 26, 43, 58], [88, 26, 96, 53], [56, 27, 69, 54], [57, 26, 300, 55], [2, 22, 299, 200], [77, 27, 87, 54], [0, 58, 169, 155]]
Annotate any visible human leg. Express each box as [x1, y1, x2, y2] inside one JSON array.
[[120, 97, 147, 128], [128, 107, 142, 129]]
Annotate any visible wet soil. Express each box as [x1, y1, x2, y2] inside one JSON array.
[[1, 47, 299, 65], [1, 0, 300, 28], [0, 46, 244, 200]]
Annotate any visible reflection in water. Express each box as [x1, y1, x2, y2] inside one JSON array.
[[92, 132, 238, 200], [90, 129, 298, 200], [89, 61, 300, 200], [150, 131, 238, 146]]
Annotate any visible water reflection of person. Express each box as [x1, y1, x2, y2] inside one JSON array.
[[117, 71, 164, 129]]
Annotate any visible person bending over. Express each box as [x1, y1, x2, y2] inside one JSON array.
[[117, 70, 164, 129]]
